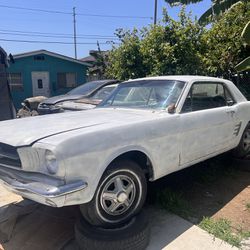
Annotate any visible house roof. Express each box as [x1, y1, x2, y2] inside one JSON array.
[[12, 50, 92, 67], [80, 55, 96, 63], [80, 50, 109, 63]]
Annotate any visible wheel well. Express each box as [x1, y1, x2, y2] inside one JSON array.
[[110, 151, 154, 180]]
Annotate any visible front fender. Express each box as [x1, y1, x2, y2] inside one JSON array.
[[62, 144, 155, 204]]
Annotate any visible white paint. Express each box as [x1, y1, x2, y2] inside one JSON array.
[[31, 71, 50, 97], [0, 76, 249, 207]]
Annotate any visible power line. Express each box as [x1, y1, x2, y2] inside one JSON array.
[[0, 29, 116, 38], [0, 4, 71, 15], [0, 38, 115, 45], [0, 4, 152, 19], [77, 13, 152, 19], [0, 31, 118, 40]]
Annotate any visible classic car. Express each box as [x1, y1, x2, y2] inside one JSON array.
[[0, 76, 249, 228], [55, 84, 118, 112], [37, 79, 119, 115]]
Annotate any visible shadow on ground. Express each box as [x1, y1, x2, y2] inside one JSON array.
[[147, 153, 250, 227]]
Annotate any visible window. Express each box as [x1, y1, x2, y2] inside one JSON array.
[[182, 82, 235, 113], [8, 73, 23, 91], [100, 80, 185, 110], [91, 85, 117, 100], [37, 79, 43, 89], [34, 55, 45, 61], [57, 73, 76, 88]]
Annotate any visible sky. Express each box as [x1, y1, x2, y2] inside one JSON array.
[[0, 0, 212, 59]]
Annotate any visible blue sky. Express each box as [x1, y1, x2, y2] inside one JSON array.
[[0, 0, 211, 59]]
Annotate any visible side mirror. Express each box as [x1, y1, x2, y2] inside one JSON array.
[[227, 100, 234, 106], [167, 104, 176, 114]]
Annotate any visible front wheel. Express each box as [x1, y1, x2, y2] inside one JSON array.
[[80, 160, 147, 228]]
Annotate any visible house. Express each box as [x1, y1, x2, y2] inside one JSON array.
[[7, 50, 90, 108]]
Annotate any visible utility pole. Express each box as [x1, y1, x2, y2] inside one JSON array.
[[73, 7, 77, 59], [154, 0, 158, 25]]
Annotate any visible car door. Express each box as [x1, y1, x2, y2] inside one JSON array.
[[179, 81, 239, 166]]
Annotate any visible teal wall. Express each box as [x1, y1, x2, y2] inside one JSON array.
[[7, 53, 88, 108]]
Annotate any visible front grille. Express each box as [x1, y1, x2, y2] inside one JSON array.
[[0, 143, 21, 168]]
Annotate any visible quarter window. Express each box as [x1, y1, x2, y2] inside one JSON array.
[[57, 73, 76, 88], [182, 82, 235, 113]]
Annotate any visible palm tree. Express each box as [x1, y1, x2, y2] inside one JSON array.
[[164, 0, 242, 24]]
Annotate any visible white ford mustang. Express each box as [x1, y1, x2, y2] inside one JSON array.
[[0, 75, 249, 227]]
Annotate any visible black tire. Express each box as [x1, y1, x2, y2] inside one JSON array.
[[80, 160, 147, 228], [75, 211, 150, 250], [233, 123, 250, 159]]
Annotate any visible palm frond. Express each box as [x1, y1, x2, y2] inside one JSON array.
[[235, 56, 250, 72], [165, 0, 203, 7], [198, 0, 241, 25], [241, 21, 250, 44]]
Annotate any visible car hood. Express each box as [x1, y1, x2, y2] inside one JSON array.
[[0, 108, 161, 147], [59, 98, 100, 111], [41, 94, 84, 105]]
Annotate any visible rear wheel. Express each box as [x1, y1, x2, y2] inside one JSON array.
[[233, 123, 250, 158], [80, 160, 147, 228]]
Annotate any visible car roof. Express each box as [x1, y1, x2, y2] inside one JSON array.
[[124, 75, 229, 83], [121, 75, 247, 103]]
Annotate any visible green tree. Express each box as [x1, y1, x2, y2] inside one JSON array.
[[106, 9, 205, 80], [201, 1, 250, 77], [106, 29, 146, 80], [106, 3, 249, 80], [140, 8, 205, 75]]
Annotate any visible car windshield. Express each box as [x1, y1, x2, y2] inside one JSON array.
[[100, 80, 185, 110], [90, 85, 117, 100], [67, 80, 108, 96]]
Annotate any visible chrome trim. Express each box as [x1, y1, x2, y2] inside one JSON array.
[[1, 176, 87, 197], [0, 167, 87, 204]]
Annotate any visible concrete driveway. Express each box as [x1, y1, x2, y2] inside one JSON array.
[[0, 186, 239, 250]]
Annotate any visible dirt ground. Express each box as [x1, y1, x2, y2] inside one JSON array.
[[147, 153, 250, 232]]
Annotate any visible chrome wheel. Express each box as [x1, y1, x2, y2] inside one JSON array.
[[80, 160, 147, 227], [100, 175, 136, 216], [242, 128, 250, 151]]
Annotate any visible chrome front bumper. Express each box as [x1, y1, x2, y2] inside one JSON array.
[[0, 166, 87, 207]]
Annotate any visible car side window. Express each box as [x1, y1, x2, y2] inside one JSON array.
[[181, 82, 235, 113]]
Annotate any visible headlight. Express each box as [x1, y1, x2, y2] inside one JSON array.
[[45, 150, 58, 174]]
